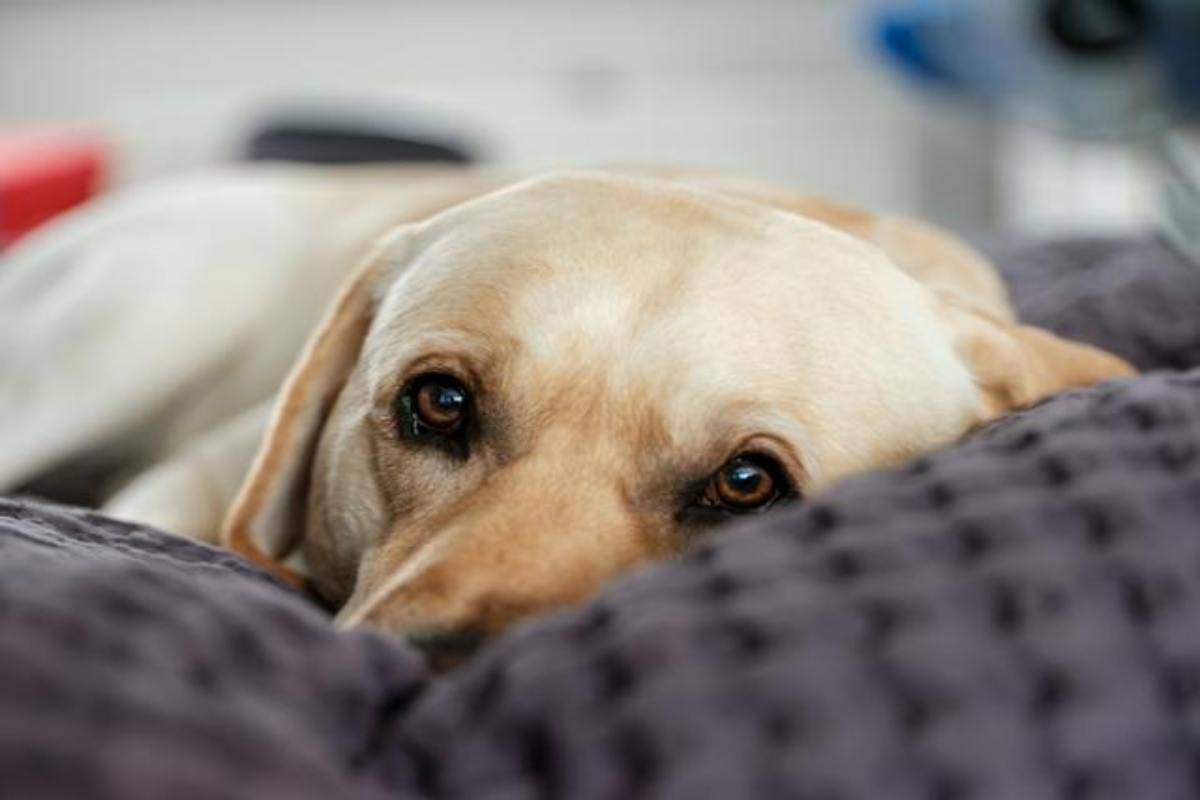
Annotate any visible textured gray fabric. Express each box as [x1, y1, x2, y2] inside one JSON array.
[[0, 501, 428, 800], [2, 235, 1200, 799], [988, 235, 1200, 370]]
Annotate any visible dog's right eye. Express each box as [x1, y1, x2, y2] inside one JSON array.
[[396, 373, 471, 450]]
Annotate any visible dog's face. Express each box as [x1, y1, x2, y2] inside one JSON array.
[[223, 172, 1132, 660]]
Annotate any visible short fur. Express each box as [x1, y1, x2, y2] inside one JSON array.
[[208, 169, 1132, 640], [0, 165, 1133, 646]]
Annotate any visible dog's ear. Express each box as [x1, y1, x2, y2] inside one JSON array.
[[221, 244, 392, 585], [939, 296, 1135, 421]]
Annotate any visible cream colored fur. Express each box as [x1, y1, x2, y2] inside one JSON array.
[[0, 165, 1133, 647]]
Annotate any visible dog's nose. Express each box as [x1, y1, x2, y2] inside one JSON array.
[[406, 627, 486, 670]]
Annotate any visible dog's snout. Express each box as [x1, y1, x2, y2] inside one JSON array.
[[406, 627, 486, 670]]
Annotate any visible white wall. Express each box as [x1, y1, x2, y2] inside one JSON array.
[[2, 0, 1146, 234], [999, 128, 1156, 234]]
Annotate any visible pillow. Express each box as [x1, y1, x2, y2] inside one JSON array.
[[987, 235, 1200, 370]]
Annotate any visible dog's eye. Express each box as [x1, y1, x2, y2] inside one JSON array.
[[397, 373, 471, 441], [701, 454, 789, 513]]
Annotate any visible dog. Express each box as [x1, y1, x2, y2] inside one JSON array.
[[0, 165, 1134, 662]]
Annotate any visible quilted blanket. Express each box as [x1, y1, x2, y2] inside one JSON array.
[[2, 236, 1200, 799]]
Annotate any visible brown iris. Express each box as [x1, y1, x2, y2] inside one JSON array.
[[399, 373, 470, 441], [704, 455, 784, 512], [416, 380, 468, 431]]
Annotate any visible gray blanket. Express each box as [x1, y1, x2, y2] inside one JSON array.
[[2, 236, 1199, 799]]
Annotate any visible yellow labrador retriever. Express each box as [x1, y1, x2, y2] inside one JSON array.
[[218, 169, 1130, 659], [0, 166, 1132, 661]]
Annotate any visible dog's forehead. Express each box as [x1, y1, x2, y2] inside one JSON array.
[[375, 172, 887, 340], [364, 173, 979, 481]]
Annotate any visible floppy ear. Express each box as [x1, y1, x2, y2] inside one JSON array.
[[220, 249, 387, 586], [941, 297, 1136, 421]]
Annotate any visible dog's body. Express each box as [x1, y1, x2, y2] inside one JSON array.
[[0, 165, 1133, 657], [0, 166, 504, 500]]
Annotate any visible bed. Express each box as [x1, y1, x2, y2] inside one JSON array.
[[3, 235, 1199, 799]]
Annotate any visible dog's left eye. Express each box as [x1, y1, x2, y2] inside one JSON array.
[[699, 453, 791, 513], [396, 373, 471, 445]]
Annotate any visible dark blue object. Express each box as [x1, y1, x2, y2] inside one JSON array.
[[871, 5, 962, 90]]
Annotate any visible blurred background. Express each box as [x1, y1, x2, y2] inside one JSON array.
[[0, 0, 1165, 241]]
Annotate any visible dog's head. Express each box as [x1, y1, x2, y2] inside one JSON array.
[[222, 172, 1131, 660]]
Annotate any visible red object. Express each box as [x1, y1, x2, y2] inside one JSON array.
[[0, 129, 106, 248]]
